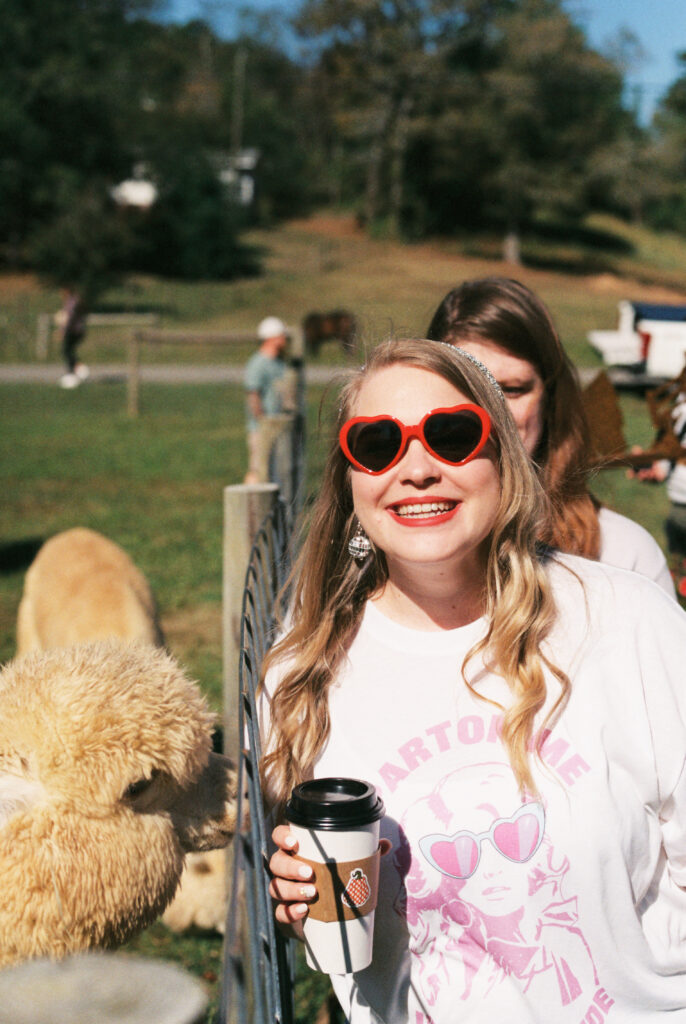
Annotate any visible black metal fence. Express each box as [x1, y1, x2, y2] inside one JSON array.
[[219, 499, 295, 1024], [268, 357, 306, 523]]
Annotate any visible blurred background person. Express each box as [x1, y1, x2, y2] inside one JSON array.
[[244, 315, 289, 484], [631, 382, 686, 596], [58, 286, 89, 389], [426, 276, 675, 596]]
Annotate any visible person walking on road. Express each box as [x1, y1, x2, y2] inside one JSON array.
[[58, 287, 89, 389]]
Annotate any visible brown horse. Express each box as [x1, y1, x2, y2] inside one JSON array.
[[302, 310, 357, 357]]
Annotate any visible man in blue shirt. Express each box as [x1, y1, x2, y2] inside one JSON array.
[[244, 316, 289, 483]]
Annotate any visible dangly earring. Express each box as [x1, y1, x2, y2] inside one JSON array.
[[348, 521, 372, 562]]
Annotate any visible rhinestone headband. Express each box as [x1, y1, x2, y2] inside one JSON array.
[[342, 340, 504, 412], [436, 342, 504, 400]]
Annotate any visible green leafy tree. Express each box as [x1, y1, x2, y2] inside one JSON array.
[[295, 0, 439, 233], [587, 131, 655, 225], [29, 182, 133, 300], [400, 0, 516, 237], [403, 0, 627, 256], [133, 138, 253, 279], [644, 56, 686, 233], [0, 0, 151, 269], [479, 0, 627, 259], [229, 39, 324, 221], [0, 5, 259, 284], [294, 0, 631, 252]]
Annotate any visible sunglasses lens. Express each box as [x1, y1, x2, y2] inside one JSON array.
[[424, 410, 485, 464], [493, 812, 541, 862], [346, 419, 403, 472], [428, 835, 480, 879]]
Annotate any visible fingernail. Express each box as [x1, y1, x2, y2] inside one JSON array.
[[293, 903, 308, 916], [298, 864, 313, 880], [300, 884, 316, 898], [284, 834, 296, 849]]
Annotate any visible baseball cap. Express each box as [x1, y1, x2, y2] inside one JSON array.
[[257, 316, 288, 340]]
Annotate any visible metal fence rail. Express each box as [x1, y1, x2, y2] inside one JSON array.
[[219, 499, 294, 1024], [270, 356, 306, 525]]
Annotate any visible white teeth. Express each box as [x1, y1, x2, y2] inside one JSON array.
[[394, 501, 456, 517]]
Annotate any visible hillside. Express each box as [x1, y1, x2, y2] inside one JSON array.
[[4, 211, 686, 369]]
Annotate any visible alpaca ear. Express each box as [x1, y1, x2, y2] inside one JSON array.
[[0, 772, 45, 828]]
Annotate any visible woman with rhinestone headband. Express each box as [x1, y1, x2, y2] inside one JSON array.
[[261, 338, 686, 1023]]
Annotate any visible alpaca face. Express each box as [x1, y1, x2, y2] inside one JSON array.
[[120, 752, 237, 852], [0, 641, 237, 967]]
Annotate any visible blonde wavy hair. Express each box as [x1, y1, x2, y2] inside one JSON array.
[[260, 339, 570, 805]]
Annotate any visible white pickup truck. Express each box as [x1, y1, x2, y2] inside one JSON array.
[[588, 300, 686, 384]]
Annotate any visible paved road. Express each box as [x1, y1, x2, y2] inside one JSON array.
[[0, 362, 603, 386], [0, 363, 351, 385]]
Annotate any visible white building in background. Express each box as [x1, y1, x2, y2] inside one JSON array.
[[111, 178, 158, 209], [110, 164, 158, 209], [216, 148, 260, 206], [111, 149, 260, 211]]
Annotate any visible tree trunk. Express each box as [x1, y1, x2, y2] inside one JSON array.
[[388, 94, 413, 237], [364, 98, 396, 224], [503, 229, 522, 265]]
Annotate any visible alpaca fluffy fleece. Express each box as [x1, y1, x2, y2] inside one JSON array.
[[0, 641, 237, 967], [16, 528, 164, 655], [161, 848, 227, 934]]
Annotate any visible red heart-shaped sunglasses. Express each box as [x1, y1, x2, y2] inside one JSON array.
[[339, 403, 491, 475]]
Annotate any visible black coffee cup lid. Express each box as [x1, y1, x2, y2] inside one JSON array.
[[285, 777, 385, 830]]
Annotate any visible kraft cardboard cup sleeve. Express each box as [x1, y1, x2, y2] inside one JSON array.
[[284, 778, 385, 974]]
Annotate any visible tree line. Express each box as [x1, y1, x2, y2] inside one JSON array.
[[1, 0, 685, 294]]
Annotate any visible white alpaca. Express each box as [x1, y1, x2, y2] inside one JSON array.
[[14, 526, 232, 939], [0, 640, 237, 967], [16, 527, 164, 655], [161, 848, 228, 934]]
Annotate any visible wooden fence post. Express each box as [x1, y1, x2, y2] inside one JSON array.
[[35, 314, 52, 360], [127, 332, 140, 418], [222, 482, 279, 763]]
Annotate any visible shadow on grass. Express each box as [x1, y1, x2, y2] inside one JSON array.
[[521, 220, 634, 275], [529, 220, 634, 253], [0, 537, 43, 575], [522, 251, 620, 276], [462, 218, 636, 276]]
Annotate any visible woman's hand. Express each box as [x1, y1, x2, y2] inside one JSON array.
[[626, 448, 669, 483], [269, 825, 393, 937], [269, 825, 316, 935]]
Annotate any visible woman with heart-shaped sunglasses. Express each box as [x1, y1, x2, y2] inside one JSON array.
[[259, 338, 686, 1024]]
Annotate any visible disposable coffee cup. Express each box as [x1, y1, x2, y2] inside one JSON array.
[[284, 777, 385, 974]]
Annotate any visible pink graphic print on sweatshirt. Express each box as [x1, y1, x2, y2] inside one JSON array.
[[393, 763, 599, 1015]]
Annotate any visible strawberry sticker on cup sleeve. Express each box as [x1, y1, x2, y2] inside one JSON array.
[[342, 867, 372, 909]]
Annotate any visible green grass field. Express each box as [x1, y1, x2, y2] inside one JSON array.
[[1, 382, 241, 691], [1, 211, 685, 1020], [0, 379, 337, 697]]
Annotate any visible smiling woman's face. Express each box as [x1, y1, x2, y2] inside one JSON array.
[[348, 363, 501, 585], [455, 340, 545, 458]]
